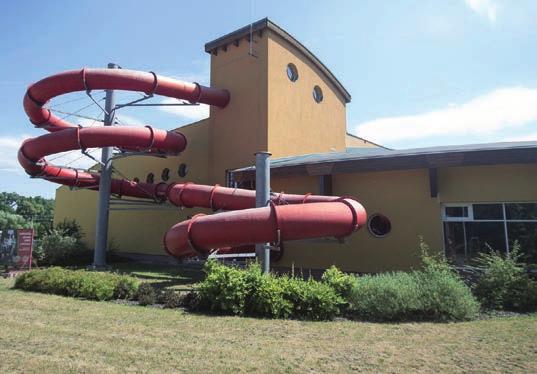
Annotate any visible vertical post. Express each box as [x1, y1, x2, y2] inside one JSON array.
[[255, 151, 271, 274], [92, 63, 118, 269]]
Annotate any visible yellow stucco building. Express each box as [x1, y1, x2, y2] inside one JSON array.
[[54, 19, 537, 272]]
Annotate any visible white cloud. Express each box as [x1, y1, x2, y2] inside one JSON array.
[[464, 0, 498, 22], [504, 133, 537, 142], [159, 98, 210, 122], [0, 133, 100, 175], [0, 135, 28, 175], [115, 113, 146, 126], [354, 87, 537, 145], [156, 65, 212, 124]]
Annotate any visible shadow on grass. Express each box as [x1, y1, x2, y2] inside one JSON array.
[[111, 262, 205, 290]]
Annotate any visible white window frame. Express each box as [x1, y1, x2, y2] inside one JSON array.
[[441, 202, 537, 258]]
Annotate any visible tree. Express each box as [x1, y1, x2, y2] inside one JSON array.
[[0, 211, 30, 232], [0, 192, 54, 237]]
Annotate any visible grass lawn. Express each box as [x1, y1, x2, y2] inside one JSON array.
[[1, 270, 536, 373]]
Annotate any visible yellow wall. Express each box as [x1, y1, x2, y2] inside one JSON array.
[[271, 163, 537, 272], [273, 169, 441, 273], [438, 164, 537, 202], [208, 34, 269, 184], [54, 187, 98, 249], [266, 31, 347, 158]]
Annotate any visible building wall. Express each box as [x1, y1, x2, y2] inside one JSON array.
[[208, 33, 269, 185], [271, 169, 441, 273], [53, 120, 212, 255], [266, 31, 347, 158], [438, 164, 537, 203], [269, 163, 537, 273]]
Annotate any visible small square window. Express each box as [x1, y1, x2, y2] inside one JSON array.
[[445, 206, 469, 218]]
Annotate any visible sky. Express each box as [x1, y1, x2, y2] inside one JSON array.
[[1, 0, 537, 197]]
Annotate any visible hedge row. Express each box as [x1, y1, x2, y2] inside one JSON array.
[[14, 267, 139, 301], [195, 261, 343, 320], [194, 258, 479, 321]]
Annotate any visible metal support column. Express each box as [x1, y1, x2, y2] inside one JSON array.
[[255, 151, 271, 274], [92, 63, 118, 269]]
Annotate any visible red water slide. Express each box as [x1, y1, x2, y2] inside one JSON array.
[[19, 68, 367, 259]]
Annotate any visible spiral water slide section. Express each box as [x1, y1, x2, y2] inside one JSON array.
[[19, 68, 367, 260]]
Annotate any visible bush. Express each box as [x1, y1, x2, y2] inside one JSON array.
[[349, 272, 421, 322], [321, 266, 357, 299], [348, 242, 479, 322], [474, 246, 537, 312], [114, 277, 140, 300], [14, 267, 139, 301], [280, 276, 343, 320], [198, 260, 248, 314], [244, 264, 292, 318], [161, 289, 183, 309], [136, 283, 157, 306], [196, 261, 343, 320], [55, 219, 84, 241], [33, 226, 91, 266]]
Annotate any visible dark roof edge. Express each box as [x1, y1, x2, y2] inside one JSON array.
[[204, 18, 352, 103], [231, 142, 537, 177], [345, 132, 390, 150]]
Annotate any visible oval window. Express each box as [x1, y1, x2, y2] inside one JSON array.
[[178, 163, 188, 178], [313, 85, 323, 103], [286, 63, 299, 82], [161, 168, 170, 181], [146, 173, 154, 184], [368, 214, 391, 238]]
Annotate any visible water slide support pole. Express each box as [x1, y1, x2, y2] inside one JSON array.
[[255, 151, 271, 274], [92, 63, 118, 269]]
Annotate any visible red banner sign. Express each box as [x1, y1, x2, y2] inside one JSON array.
[[16, 229, 34, 270]]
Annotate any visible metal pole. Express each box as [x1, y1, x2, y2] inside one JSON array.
[[255, 151, 271, 274], [92, 63, 118, 269]]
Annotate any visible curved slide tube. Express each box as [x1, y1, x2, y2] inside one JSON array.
[[19, 68, 367, 260]]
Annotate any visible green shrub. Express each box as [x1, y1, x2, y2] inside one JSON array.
[[14, 267, 140, 301], [321, 265, 357, 299], [55, 219, 84, 241], [136, 283, 157, 306], [33, 228, 91, 266], [348, 242, 479, 322], [161, 289, 183, 309], [244, 264, 292, 318], [415, 264, 480, 322], [198, 260, 248, 314], [196, 261, 343, 320], [474, 246, 537, 312], [280, 276, 344, 320], [349, 272, 421, 321], [114, 277, 139, 300]]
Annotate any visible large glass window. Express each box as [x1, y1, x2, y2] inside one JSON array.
[[442, 203, 537, 265]]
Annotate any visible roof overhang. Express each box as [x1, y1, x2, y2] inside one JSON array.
[[232, 142, 537, 179]]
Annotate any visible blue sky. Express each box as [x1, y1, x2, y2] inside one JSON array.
[[1, 0, 537, 197]]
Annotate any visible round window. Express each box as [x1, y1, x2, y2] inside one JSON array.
[[313, 85, 323, 103], [368, 214, 391, 238], [161, 168, 170, 181], [146, 173, 154, 184], [286, 63, 299, 82], [178, 163, 188, 178]]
